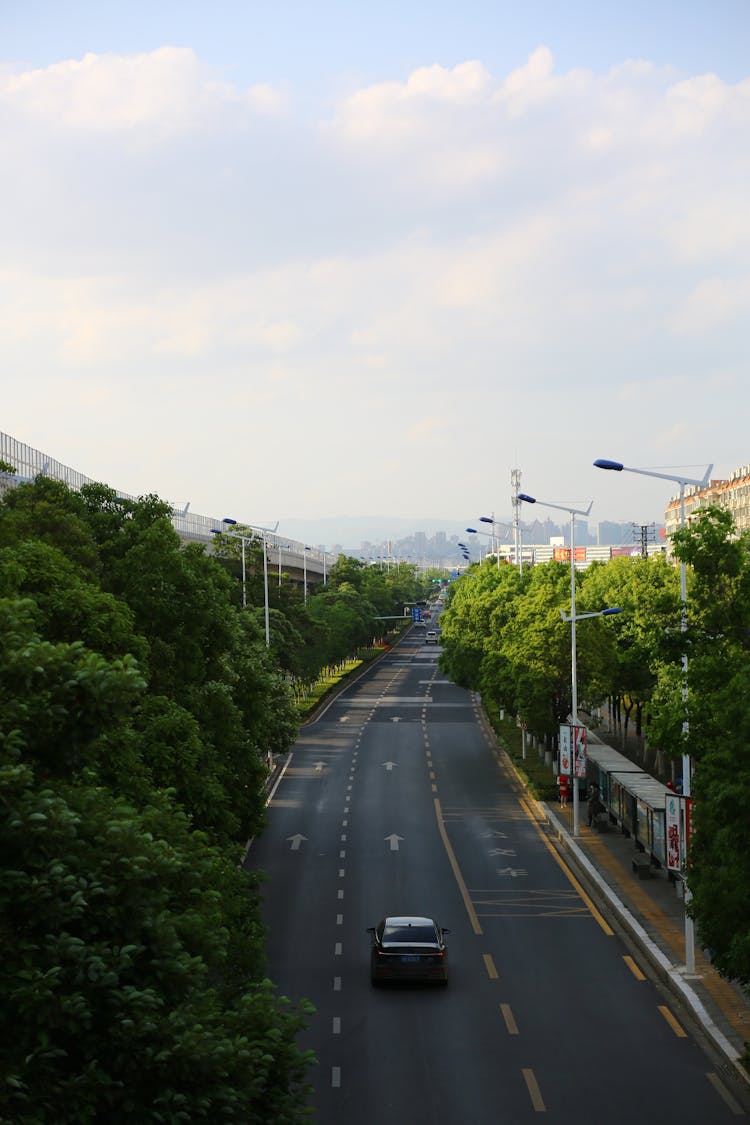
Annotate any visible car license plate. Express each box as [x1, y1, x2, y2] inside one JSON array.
[[401, 955, 420, 963]]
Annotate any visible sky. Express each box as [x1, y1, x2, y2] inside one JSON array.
[[2, 1, 749, 533]]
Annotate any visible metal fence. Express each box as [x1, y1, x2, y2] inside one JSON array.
[[0, 431, 329, 570]]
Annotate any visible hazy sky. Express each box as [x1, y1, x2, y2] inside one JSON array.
[[3, 1, 749, 529]]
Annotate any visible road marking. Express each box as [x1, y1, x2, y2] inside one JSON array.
[[429, 770, 436, 780], [658, 1005, 687, 1037], [339, 850, 346, 858], [385, 834, 404, 851], [331, 1066, 341, 1088], [520, 801, 613, 936], [431, 783, 438, 793], [286, 834, 307, 851], [623, 955, 646, 981], [339, 868, 345, 877], [483, 953, 499, 979], [335, 942, 342, 955], [333, 976, 341, 992], [433, 797, 482, 934], [383, 761, 397, 771], [706, 1071, 744, 1115], [338, 889, 344, 899], [340, 834, 347, 842], [342, 819, 348, 828], [500, 1004, 519, 1035], [332, 1017, 341, 1035], [522, 1068, 546, 1112], [336, 914, 343, 925]]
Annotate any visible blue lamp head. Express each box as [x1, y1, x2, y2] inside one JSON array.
[[593, 459, 623, 472], [518, 493, 536, 504]]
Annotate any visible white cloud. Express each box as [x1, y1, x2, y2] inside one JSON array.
[[0, 47, 286, 134], [1, 45, 748, 523]]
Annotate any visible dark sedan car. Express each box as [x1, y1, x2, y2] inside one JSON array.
[[368, 916, 450, 985]]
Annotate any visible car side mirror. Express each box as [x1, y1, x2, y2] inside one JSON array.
[[366, 927, 375, 934], [441, 928, 451, 935]]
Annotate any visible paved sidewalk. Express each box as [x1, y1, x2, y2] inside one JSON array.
[[539, 795, 750, 1083]]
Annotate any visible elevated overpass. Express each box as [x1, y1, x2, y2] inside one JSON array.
[[0, 431, 332, 588]]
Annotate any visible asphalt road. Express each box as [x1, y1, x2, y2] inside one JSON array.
[[247, 626, 746, 1123]]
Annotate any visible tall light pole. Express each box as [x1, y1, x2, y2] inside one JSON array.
[[303, 546, 311, 604], [518, 492, 593, 837], [512, 469, 523, 573], [594, 457, 712, 972], [479, 515, 516, 571], [210, 518, 277, 647]]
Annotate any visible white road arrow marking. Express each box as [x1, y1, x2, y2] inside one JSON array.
[[496, 867, 527, 877], [385, 834, 404, 851], [339, 716, 350, 723], [482, 831, 509, 838], [391, 717, 401, 723], [489, 848, 517, 857], [287, 834, 308, 851], [383, 761, 398, 771], [315, 762, 325, 772]]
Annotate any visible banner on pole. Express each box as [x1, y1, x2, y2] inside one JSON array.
[[665, 792, 683, 872], [573, 726, 587, 778]]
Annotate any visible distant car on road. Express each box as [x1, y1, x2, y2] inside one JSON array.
[[368, 916, 450, 985], [425, 630, 438, 644]]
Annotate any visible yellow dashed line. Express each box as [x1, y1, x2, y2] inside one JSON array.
[[483, 953, 498, 979], [658, 1005, 687, 1038], [624, 955, 646, 981], [522, 1068, 546, 1112], [500, 1003, 519, 1034]]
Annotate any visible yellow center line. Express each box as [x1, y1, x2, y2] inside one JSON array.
[[519, 799, 614, 936], [522, 1068, 546, 1112], [623, 955, 646, 981], [500, 1003, 519, 1035], [658, 1005, 687, 1038], [433, 797, 483, 935], [483, 953, 498, 979]]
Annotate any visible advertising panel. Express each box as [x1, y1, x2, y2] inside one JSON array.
[[559, 725, 572, 775], [573, 725, 587, 778], [665, 792, 683, 872]]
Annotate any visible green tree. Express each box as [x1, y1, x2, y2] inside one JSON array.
[[0, 752, 314, 1123]]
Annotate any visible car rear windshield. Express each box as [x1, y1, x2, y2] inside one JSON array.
[[383, 924, 436, 944]]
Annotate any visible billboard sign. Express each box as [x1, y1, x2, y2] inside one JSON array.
[[559, 725, 572, 775], [665, 792, 683, 872], [573, 725, 587, 778]]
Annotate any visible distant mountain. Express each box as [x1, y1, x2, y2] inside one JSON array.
[[278, 515, 473, 550]]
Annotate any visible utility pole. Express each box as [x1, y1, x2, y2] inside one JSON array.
[[511, 468, 522, 573], [631, 522, 656, 558]]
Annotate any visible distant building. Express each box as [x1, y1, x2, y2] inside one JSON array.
[[665, 464, 750, 539]]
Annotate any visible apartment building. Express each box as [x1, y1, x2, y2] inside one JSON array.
[[664, 464, 750, 539]]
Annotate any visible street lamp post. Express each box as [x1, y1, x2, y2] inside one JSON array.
[[518, 492, 593, 837], [303, 546, 311, 604], [560, 606, 622, 825], [210, 518, 277, 647], [594, 457, 712, 972], [479, 515, 518, 571]]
